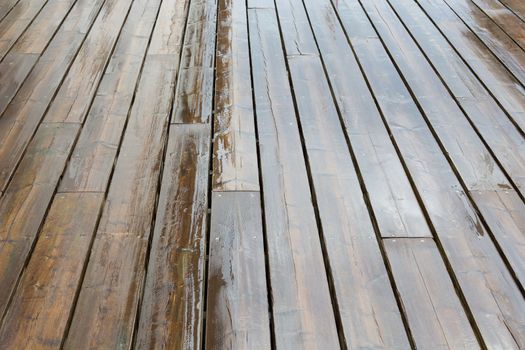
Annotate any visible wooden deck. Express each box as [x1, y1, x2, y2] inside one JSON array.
[[1, 0, 525, 348]]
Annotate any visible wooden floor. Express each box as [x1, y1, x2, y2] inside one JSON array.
[[2, 0, 525, 348]]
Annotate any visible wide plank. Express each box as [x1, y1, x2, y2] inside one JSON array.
[[249, 8, 340, 348], [500, 0, 525, 22], [212, 0, 259, 191], [0, 193, 103, 349], [0, 0, 20, 22], [205, 191, 271, 349]]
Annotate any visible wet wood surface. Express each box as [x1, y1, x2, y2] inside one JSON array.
[[1, 0, 525, 348]]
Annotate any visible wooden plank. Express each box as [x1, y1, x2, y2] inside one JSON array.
[[500, 0, 525, 22], [59, 0, 162, 192], [274, 0, 318, 56], [0, 192, 103, 349], [205, 191, 271, 349], [135, 124, 210, 349], [288, 54, 410, 348], [0, 0, 48, 59], [249, 8, 340, 348], [172, 0, 217, 124], [336, 1, 525, 346], [404, 0, 525, 134], [0, 0, 21, 21], [63, 1, 190, 347], [300, 0, 430, 238], [0, 0, 106, 192], [212, 0, 259, 191], [384, 238, 479, 349], [0, 123, 78, 317]]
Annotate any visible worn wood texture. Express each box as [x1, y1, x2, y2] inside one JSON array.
[[206, 192, 271, 349], [0, 193, 103, 349], [384, 238, 480, 349], [249, 8, 340, 348], [212, 0, 259, 191], [135, 124, 211, 350]]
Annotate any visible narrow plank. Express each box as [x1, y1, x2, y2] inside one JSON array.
[[441, 0, 525, 84], [336, 0, 525, 346], [288, 54, 410, 348], [135, 124, 210, 349], [249, 8, 340, 348], [59, 0, 163, 192], [300, 0, 430, 238], [405, 0, 525, 133], [355, 0, 525, 282], [172, 0, 217, 124], [0, 0, 48, 58], [213, 0, 258, 191], [0, 0, 106, 192], [0, 0, 20, 21], [0, 123, 78, 317], [384, 238, 479, 349], [0, 193, 103, 349], [63, 1, 190, 347], [205, 191, 271, 349]]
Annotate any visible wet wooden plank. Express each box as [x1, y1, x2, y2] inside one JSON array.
[[64, 1, 190, 347], [402, 0, 525, 133], [0, 123, 78, 318], [288, 54, 410, 348], [172, 0, 217, 124], [336, 1, 525, 346], [205, 191, 271, 349], [0, 0, 106, 192], [212, 0, 259, 191], [384, 238, 479, 349], [0, 0, 48, 58], [301, 0, 430, 238], [135, 124, 210, 349], [0, 192, 103, 350], [59, 0, 162, 192], [249, 8, 340, 348]]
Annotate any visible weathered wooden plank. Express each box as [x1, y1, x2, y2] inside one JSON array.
[[135, 124, 210, 349], [288, 54, 410, 348], [500, 0, 525, 22], [0, 0, 48, 58], [384, 238, 479, 349], [0, 123, 78, 317], [59, 0, 162, 192], [0, 0, 106, 192], [172, 0, 217, 124], [0, 192, 103, 349], [336, 1, 525, 346], [249, 8, 340, 348], [212, 0, 259, 191], [0, 0, 20, 22], [300, 0, 430, 238], [205, 191, 271, 349], [64, 1, 190, 347], [274, 0, 317, 56]]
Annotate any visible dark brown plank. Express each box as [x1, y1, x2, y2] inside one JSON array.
[[336, 0, 525, 346], [212, 0, 259, 191], [0, 123, 78, 317], [135, 124, 210, 349], [63, 1, 190, 347], [384, 238, 479, 349], [0, 193, 103, 349], [249, 8, 340, 348], [205, 191, 271, 349], [59, 0, 162, 192], [288, 54, 410, 348], [301, 0, 430, 238], [172, 0, 217, 124]]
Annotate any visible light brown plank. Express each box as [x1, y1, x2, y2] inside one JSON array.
[[212, 0, 259, 191], [384, 238, 480, 349], [0, 0, 20, 21], [288, 54, 410, 348], [205, 191, 271, 349], [0, 123, 78, 317], [500, 0, 525, 22], [0, 193, 103, 349], [249, 8, 340, 348], [135, 124, 210, 349], [63, 1, 190, 347]]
